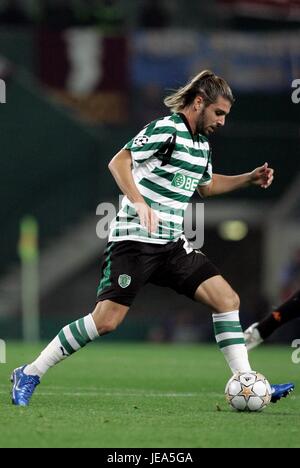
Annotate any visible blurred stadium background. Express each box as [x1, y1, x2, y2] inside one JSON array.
[[0, 0, 300, 345]]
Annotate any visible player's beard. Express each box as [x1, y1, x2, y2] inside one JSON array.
[[195, 108, 207, 135]]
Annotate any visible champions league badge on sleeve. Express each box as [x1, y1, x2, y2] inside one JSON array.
[[134, 135, 149, 147]]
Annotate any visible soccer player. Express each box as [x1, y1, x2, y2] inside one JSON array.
[[245, 289, 300, 350], [11, 70, 294, 406]]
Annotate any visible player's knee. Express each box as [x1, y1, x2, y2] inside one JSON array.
[[232, 291, 240, 310], [93, 301, 128, 335], [216, 290, 240, 312], [99, 319, 119, 336]]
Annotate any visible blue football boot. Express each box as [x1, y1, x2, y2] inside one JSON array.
[[270, 383, 295, 403], [11, 365, 40, 406]]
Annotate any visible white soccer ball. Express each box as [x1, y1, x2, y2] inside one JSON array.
[[225, 372, 272, 412]]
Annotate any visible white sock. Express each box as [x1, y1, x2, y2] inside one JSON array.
[[213, 310, 252, 374], [24, 314, 99, 378]]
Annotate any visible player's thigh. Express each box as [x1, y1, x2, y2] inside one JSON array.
[[153, 239, 220, 300], [92, 300, 129, 335], [194, 275, 240, 313], [96, 241, 151, 308]]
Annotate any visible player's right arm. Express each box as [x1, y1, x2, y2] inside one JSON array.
[[108, 149, 158, 233]]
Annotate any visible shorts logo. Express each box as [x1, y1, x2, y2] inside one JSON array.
[[134, 135, 149, 147], [171, 172, 199, 191], [118, 274, 132, 288]]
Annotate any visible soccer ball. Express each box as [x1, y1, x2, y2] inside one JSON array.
[[225, 372, 272, 412]]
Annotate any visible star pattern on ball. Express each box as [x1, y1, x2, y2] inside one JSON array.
[[239, 384, 255, 400]]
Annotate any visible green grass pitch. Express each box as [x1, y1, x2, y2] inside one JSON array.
[[0, 342, 299, 448]]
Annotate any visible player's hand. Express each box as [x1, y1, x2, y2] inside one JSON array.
[[134, 201, 158, 234], [250, 163, 274, 189]]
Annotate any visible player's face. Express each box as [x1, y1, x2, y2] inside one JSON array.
[[197, 96, 232, 136]]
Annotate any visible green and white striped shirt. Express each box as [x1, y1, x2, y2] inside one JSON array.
[[109, 113, 212, 244]]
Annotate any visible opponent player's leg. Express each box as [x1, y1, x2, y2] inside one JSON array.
[[11, 300, 129, 406], [245, 289, 300, 350], [194, 275, 252, 374]]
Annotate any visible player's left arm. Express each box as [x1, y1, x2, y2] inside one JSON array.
[[198, 163, 274, 198]]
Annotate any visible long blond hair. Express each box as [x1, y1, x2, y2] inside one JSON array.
[[164, 70, 234, 113]]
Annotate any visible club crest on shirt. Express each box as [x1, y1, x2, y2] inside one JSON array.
[[134, 135, 149, 147], [118, 274, 132, 288], [171, 172, 199, 191]]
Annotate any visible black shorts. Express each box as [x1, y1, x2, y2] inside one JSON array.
[[96, 238, 220, 307]]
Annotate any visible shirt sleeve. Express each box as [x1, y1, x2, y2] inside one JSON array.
[[198, 147, 213, 186], [124, 119, 176, 164]]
